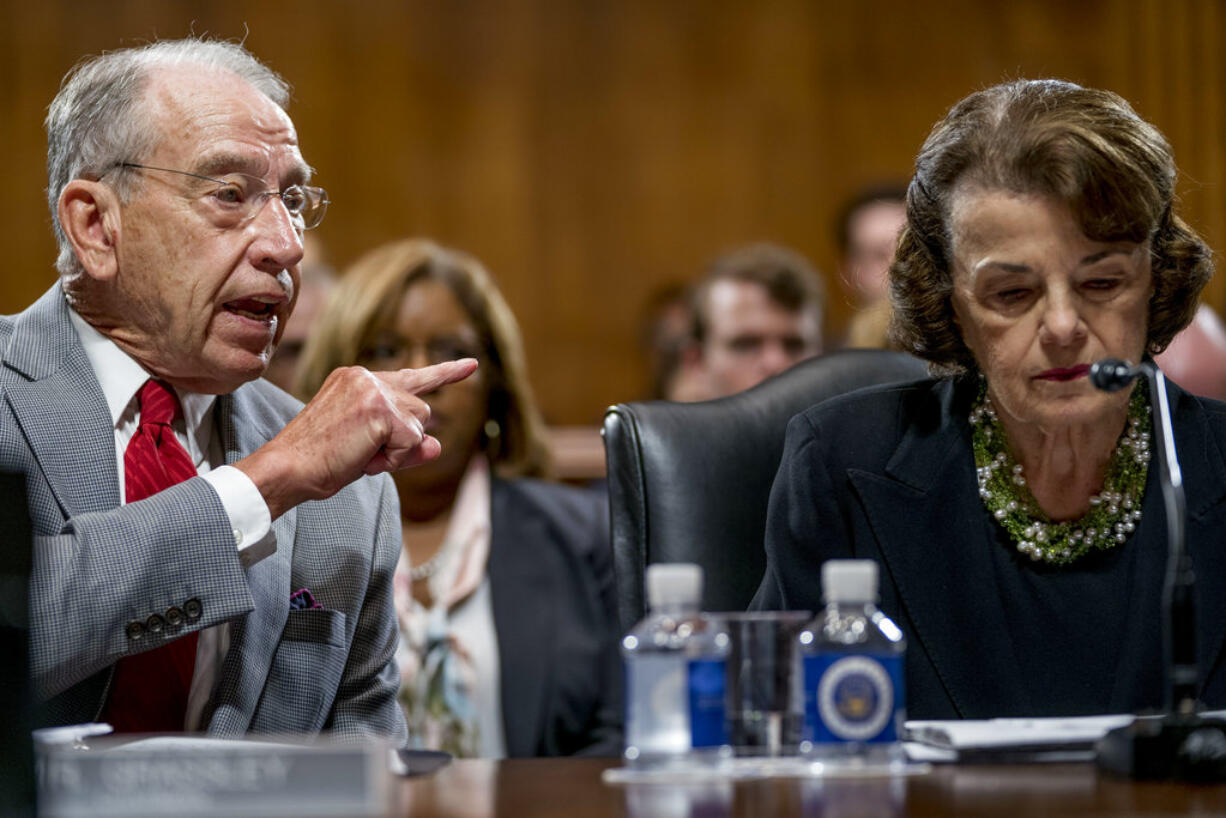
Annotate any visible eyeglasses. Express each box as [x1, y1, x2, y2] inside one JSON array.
[[113, 162, 330, 230]]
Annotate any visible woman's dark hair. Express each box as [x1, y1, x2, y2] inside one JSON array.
[[889, 79, 1213, 374]]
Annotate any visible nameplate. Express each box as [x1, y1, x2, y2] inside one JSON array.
[[38, 736, 390, 817]]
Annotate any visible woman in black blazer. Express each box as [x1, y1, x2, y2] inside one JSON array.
[[755, 79, 1226, 719], [297, 238, 620, 757]]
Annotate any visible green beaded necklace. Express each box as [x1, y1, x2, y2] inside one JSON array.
[[969, 382, 1151, 565]]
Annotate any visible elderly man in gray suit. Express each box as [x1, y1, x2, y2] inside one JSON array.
[[4, 38, 476, 743]]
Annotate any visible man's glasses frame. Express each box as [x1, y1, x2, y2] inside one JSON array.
[[110, 162, 330, 230]]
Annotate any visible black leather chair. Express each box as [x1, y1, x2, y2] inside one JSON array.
[[603, 348, 929, 631]]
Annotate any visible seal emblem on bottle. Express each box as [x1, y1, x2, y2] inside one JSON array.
[[815, 655, 894, 741]]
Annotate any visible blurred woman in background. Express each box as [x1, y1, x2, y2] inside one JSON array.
[[297, 238, 620, 757]]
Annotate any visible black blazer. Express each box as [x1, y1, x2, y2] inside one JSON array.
[[753, 377, 1226, 719], [487, 477, 622, 757]]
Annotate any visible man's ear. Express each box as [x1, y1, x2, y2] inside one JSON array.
[[58, 180, 122, 281]]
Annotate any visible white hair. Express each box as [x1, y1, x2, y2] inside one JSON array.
[[45, 38, 291, 278]]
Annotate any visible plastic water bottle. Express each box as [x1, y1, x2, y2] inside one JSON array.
[[622, 563, 731, 768], [799, 559, 906, 766]]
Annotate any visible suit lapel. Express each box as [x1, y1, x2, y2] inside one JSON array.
[[848, 379, 1031, 718], [488, 479, 557, 757], [204, 388, 296, 735], [3, 287, 118, 517]]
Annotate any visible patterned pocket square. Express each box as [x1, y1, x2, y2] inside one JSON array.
[[289, 587, 323, 610]]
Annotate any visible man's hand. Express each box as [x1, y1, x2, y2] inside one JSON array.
[[236, 359, 478, 519]]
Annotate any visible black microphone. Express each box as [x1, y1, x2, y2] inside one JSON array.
[[1089, 358, 1142, 392], [1089, 359, 1226, 781]]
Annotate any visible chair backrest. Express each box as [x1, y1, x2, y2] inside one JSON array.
[[602, 348, 929, 631]]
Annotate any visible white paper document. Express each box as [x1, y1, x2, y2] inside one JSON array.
[[905, 714, 1136, 755]]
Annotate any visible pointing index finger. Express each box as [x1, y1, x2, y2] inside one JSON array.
[[398, 358, 479, 394]]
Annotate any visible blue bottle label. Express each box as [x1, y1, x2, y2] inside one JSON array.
[[688, 658, 727, 747], [804, 653, 903, 743]]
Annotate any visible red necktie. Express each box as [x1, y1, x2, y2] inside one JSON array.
[[102, 379, 201, 733]]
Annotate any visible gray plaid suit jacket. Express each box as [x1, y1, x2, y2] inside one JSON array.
[[2, 285, 408, 744]]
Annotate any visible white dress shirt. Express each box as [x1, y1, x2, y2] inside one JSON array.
[[68, 308, 275, 731]]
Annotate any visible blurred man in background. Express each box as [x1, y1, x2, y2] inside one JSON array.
[[638, 282, 703, 401], [836, 184, 907, 349], [680, 243, 824, 401]]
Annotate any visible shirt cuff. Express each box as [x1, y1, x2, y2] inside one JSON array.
[[202, 465, 276, 567]]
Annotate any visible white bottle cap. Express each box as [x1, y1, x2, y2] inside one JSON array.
[[646, 563, 703, 608], [821, 559, 878, 603]]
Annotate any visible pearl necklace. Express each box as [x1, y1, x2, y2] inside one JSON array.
[[410, 537, 462, 582], [969, 383, 1151, 565]]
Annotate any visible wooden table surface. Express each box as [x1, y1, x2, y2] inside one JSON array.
[[393, 757, 1226, 817]]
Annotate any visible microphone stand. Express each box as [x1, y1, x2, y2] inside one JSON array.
[[1091, 360, 1226, 781]]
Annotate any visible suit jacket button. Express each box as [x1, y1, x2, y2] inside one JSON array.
[[183, 598, 203, 621], [125, 621, 145, 640], [145, 613, 165, 633], [165, 606, 184, 627]]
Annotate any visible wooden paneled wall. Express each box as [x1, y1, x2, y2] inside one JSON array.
[[2, 0, 1223, 424]]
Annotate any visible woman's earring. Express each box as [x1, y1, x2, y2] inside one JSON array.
[[483, 419, 502, 459]]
